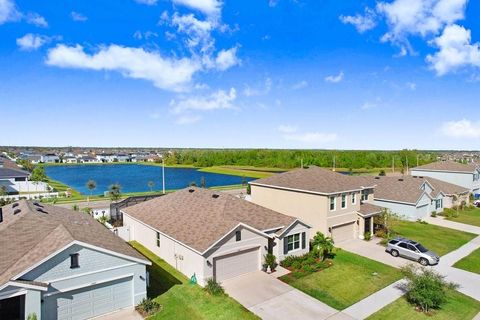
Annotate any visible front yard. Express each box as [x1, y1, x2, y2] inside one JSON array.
[[280, 249, 402, 310], [443, 207, 480, 227], [391, 220, 476, 256], [367, 290, 480, 320], [453, 248, 480, 274], [130, 241, 259, 320]]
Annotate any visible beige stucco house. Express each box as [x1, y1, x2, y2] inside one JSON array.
[[122, 187, 310, 286], [249, 166, 382, 242]]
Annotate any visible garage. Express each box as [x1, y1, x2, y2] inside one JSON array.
[[43, 277, 133, 320], [331, 222, 355, 243], [214, 247, 260, 282]]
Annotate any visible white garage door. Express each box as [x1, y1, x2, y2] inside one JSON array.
[[43, 277, 133, 320], [331, 222, 355, 243], [214, 248, 260, 282]]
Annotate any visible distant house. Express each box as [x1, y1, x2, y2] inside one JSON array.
[[249, 166, 380, 242], [122, 187, 310, 285], [40, 154, 60, 163], [0, 167, 31, 194], [96, 154, 117, 163], [79, 156, 100, 164], [0, 201, 150, 320], [62, 156, 78, 164], [358, 176, 469, 220], [116, 154, 131, 162], [411, 161, 480, 195]]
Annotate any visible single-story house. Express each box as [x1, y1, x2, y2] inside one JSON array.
[[40, 154, 60, 164], [0, 167, 31, 194], [122, 187, 310, 286], [410, 161, 480, 195], [62, 156, 78, 164], [0, 201, 150, 320], [357, 175, 469, 220], [249, 166, 380, 242]]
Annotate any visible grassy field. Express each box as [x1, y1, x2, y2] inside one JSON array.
[[453, 248, 480, 274], [367, 290, 480, 320], [391, 220, 476, 256], [198, 166, 280, 179], [444, 207, 480, 227], [280, 250, 402, 310], [130, 242, 258, 320]]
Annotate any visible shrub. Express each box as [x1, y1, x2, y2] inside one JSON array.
[[374, 229, 386, 238], [401, 264, 458, 314], [291, 261, 302, 270], [364, 232, 372, 241], [204, 278, 225, 296], [264, 253, 277, 271], [302, 264, 315, 273], [431, 211, 437, 217], [136, 298, 161, 317], [27, 314, 38, 320], [280, 255, 296, 268]]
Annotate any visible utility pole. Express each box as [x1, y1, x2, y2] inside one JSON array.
[[333, 155, 336, 172], [406, 156, 409, 175], [417, 154, 419, 167], [162, 156, 165, 194], [301, 158, 303, 169], [392, 156, 395, 173]]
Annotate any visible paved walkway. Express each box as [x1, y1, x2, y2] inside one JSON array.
[[424, 216, 480, 234], [222, 271, 354, 320]]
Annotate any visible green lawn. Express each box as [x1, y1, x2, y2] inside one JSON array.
[[129, 241, 258, 320], [453, 248, 480, 274], [392, 221, 476, 256], [444, 207, 480, 227], [198, 166, 279, 179], [367, 290, 480, 320], [280, 250, 402, 310]]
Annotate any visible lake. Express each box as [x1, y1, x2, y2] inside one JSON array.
[[45, 164, 254, 195]]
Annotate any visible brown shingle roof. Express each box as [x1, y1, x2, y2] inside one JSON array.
[[122, 187, 299, 253], [413, 161, 479, 173], [250, 166, 376, 194], [0, 201, 148, 286], [358, 203, 384, 216]]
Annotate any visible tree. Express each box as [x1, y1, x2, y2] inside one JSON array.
[[241, 175, 247, 186], [200, 176, 206, 188], [72, 204, 79, 211], [147, 181, 155, 192], [379, 169, 386, 176], [375, 209, 401, 238], [86, 180, 96, 203], [189, 181, 197, 187], [311, 232, 334, 260], [30, 166, 47, 192], [401, 264, 458, 313], [0, 185, 7, 197], [108, 184, 122, 202]]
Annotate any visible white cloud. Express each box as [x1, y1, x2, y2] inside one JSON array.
[[71, 11, 87, 22], [26, 12, 47, 27], [442, 119, 480, 138], [176, 115, 202, 125], [243, 77, 272, 97], [133, 30, 158, 40], [172, 0, 222, 17], [426, 24, 480, 75], [170, 12, 214, 52], [361, 97, 382, 110], [292, 80, 308, 89], [324, 71, 344, 83], [406, 82, 417, 90], [284, 132, 338, 144], [214, 47, 241, 71], [135, 0, 158, 5], [170, 88, 237, 114], [0, 0, 20, 24], [45, 44, 201, 92], [339, 7, 377, 33], [278, 125, 297, 134], [16, 33, 50, 50]]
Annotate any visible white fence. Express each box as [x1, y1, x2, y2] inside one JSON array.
[[0, 192, 60, 201]]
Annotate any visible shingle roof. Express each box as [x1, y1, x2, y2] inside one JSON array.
[[250, 166, 376, 194], [413, 161, 479, 173], [0, 168, 30, 179], [0, 201, 148, 287], [122, 187, 299, 253], [358, 203, 384, 216]]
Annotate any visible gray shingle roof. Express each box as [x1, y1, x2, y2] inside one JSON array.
[[0, 168, 30, 179], [413, 161, 479, 173]]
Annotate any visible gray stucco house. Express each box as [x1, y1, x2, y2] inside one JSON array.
[[0, 201, 150, 320]]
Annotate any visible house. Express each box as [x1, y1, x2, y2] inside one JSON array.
[[79, 156, 100, 164], [62, 156, 78, 164], [0, 200, 150, 320], [116, 154, 131, 162], [96, 154, 117, 163], [122, 187, 310, 286], [0, 167, 31, 195], [40, 154, 60, 163], [248, 166, 380, 242], [357, 176, 469, 220], [410, 161, 480, 195]]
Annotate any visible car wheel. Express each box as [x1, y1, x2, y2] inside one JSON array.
[[419, 258, 429, 266], [390, 249, 399, 257]]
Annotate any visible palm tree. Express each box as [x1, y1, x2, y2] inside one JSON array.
[[147, 181, 155, 192], [86, 180, 96, 203], [311, 232, 334, 260], [108, 184, 122, 203]]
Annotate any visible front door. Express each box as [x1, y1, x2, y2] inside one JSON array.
[[364, 217, 371, 234], [0, 295, 25, 320]]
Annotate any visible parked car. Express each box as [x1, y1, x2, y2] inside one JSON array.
[[474, 200, 480, 208], [386, 237, 440, 266]]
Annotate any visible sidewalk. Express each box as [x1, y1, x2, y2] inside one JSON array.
[[424, 216, 480, 235]]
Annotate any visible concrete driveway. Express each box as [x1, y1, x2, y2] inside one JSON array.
[[94, 308, 143, 320], [222, 271, 354, 320]]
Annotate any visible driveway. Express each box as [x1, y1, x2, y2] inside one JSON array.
[[222, 271, 354, 320], [93, 308, 143, 320]]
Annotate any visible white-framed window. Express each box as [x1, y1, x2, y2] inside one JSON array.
[[341, 194, 347, 209], [351, 193, 356, 205], [156, 232, 160, 247], [329, 196, 336, 211], [361, 190, 369, 201], [287, 233, 300, 251], [435, 199, 443, 210]]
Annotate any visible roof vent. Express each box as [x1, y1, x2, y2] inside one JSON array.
[[212, 194, 220, 199], [188, 189, 195, 193], [12, 203, 19, 208], [36, 208, 48, 214], [13, 209, 21, 215], [398, 178, 404, 181], [374, 176, 380, 179], [33, 202, 43, 207]]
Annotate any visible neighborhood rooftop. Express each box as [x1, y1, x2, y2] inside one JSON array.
[[122, 187, 298, 253], [413, 160, 479, 173], [250, 166, 376, 194], [0, 167, 30, 179], [0, 200, 147, 287]]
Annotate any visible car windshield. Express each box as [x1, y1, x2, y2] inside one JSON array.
[[416, 244, 429, 253]]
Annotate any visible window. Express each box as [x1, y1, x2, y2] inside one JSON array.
[[351, 193, 356, 205], [156, 232, 160, 247], [287, 233, 300, 251], [435, 199, 443, 210], [235, 230, 241, 242], [70, 253, 79, 269], [361, 190, 369, 201], [341, 194, 346, 209], [329, 196, 336, 211], [398, 242, 408, 249], [407, 244, 417, 251]]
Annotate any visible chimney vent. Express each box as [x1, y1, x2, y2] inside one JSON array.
[[212, 194, 220, 199], [13, 209, 21, 215], [188, 189, 195, 193]]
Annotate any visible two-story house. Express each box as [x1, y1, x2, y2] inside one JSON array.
[[249, 166, 381, 242]]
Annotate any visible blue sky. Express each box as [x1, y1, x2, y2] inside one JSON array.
[[1, 0, 480, 150]]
